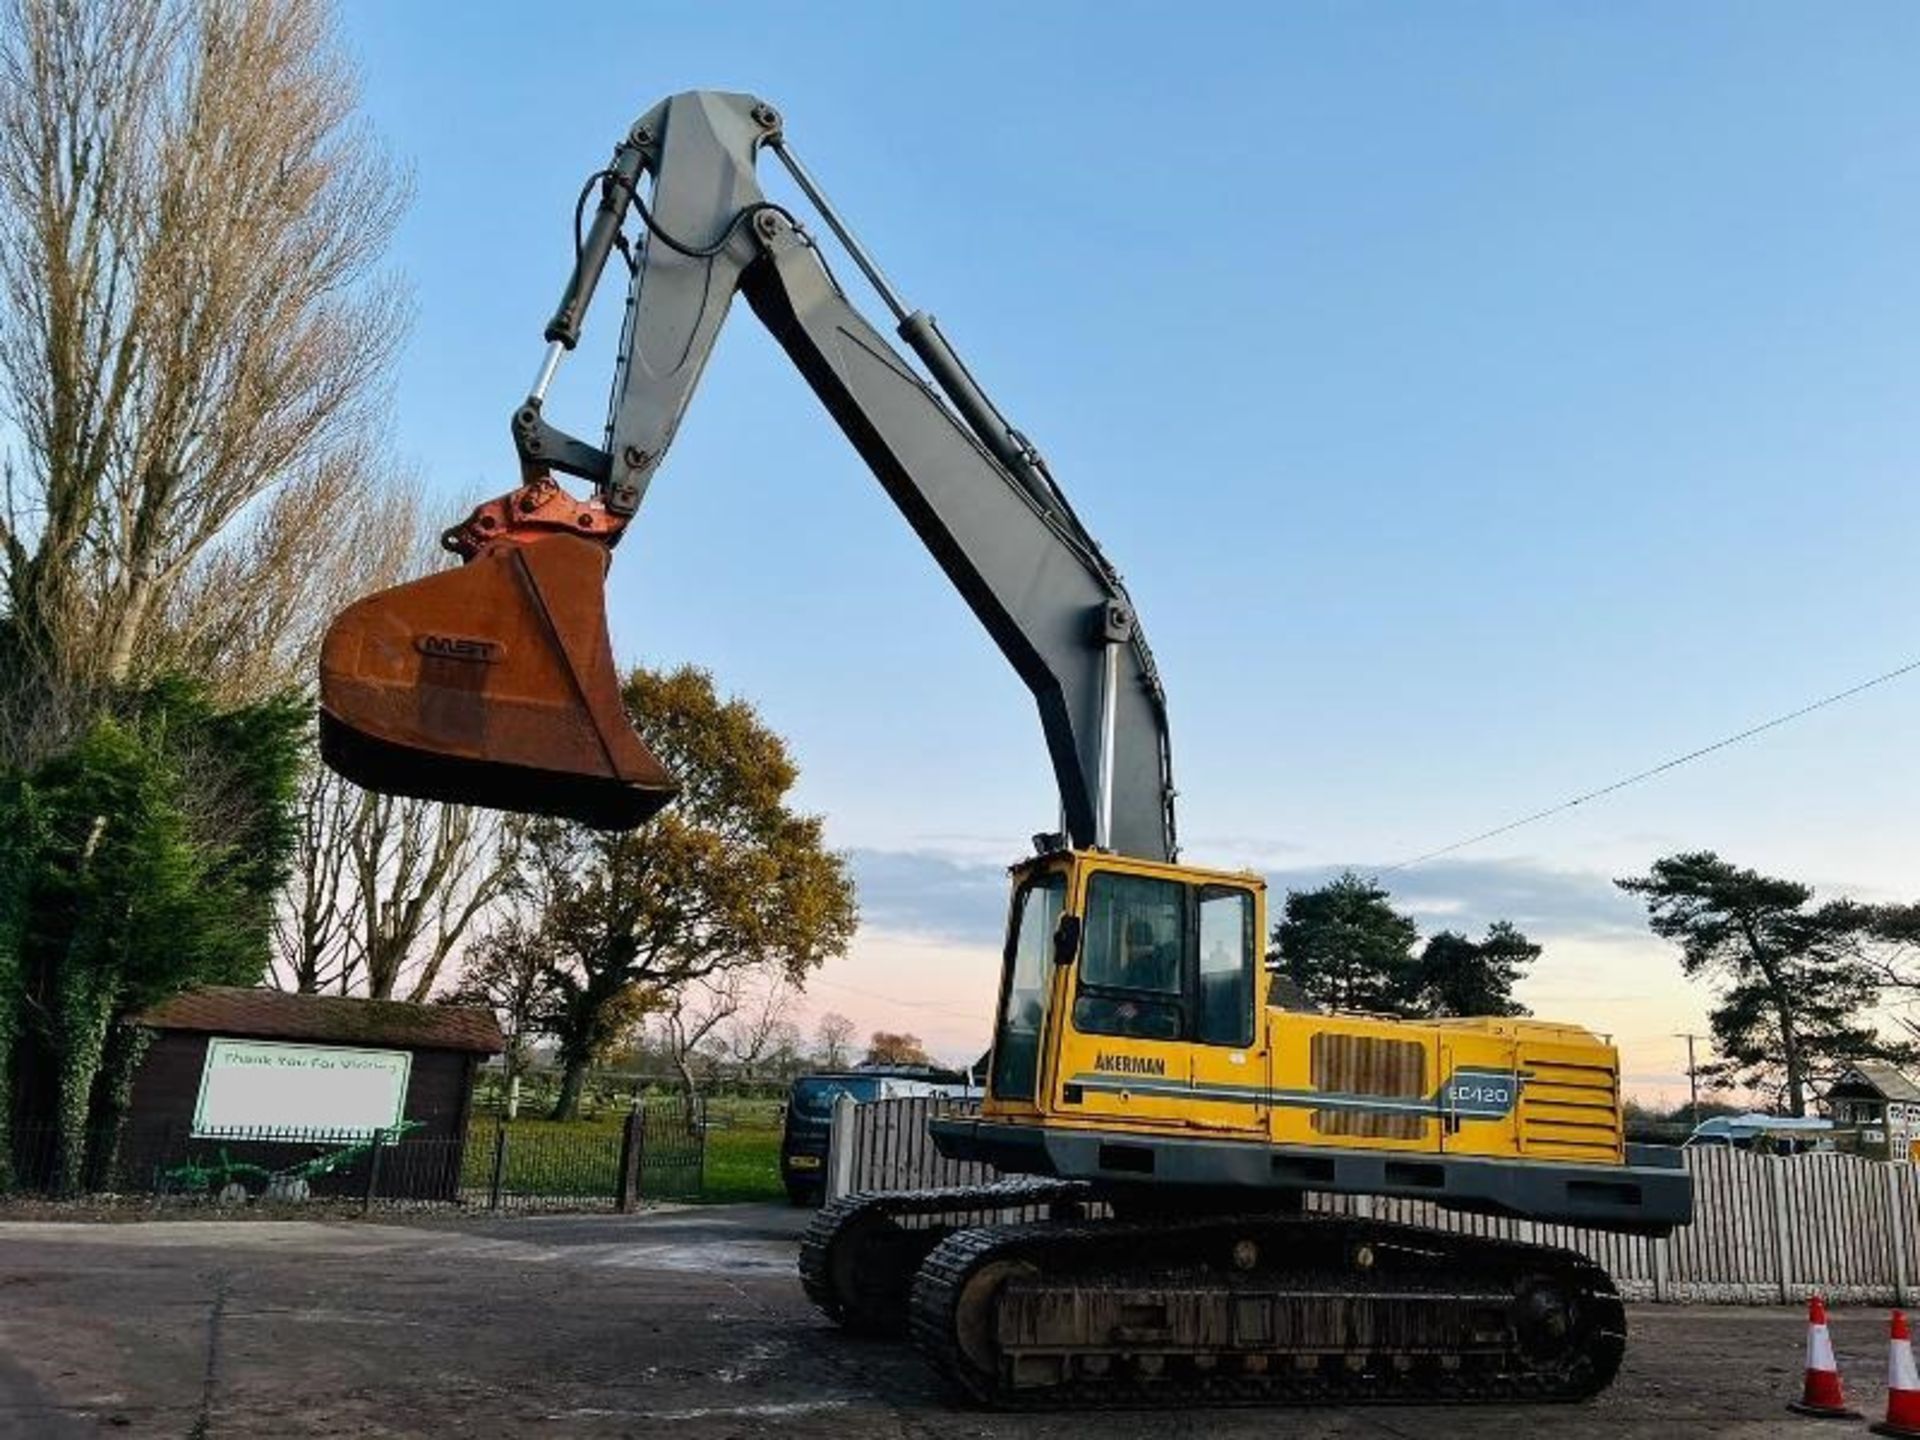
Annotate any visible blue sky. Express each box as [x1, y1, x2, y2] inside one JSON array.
[[340, 3, 1920, 1092]]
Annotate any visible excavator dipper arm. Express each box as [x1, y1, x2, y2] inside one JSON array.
[[579, 90, 1174, 861], [323, 90, 1177, 861]]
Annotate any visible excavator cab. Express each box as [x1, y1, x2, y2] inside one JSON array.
[[980, 850, 1271, 1134], [317, 476, 678, 830]]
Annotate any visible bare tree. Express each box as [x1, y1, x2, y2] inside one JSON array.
[[254, 482, 511, 1003], [813, 1011, 856, 1069], [268, 488, 434, 995], [716, 976, 800, 1083], [347, 793, 515, 1002], [659, 975, 743, 1125], [159, 458, 427, 703], [273, 765, 514, 1001], [0, 0, 410, 762], [273, 761, 358, 992]]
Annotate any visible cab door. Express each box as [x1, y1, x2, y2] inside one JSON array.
[[1183, 883, 1267, 1136], [985, 868, 1067, 1111]]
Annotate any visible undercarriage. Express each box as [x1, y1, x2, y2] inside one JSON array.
[[801, 1180, 1626, 1408]]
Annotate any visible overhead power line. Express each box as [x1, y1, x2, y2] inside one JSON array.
[[801, 656, 1920, 1017], [806, 974, 985, 1023], [1382, 654, 1920, 874]]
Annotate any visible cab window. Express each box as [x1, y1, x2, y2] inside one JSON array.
[[1197, 886, 1255, 1047], [1072, 873, 1258, 1047], [1073, 871, 1185, 1041]]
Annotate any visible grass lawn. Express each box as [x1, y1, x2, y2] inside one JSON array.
[[699, 1123, 784, 1204], [684, 1096, 784, 1204]]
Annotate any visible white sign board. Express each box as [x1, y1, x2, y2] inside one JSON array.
[[193, 1038, 411, 1137]]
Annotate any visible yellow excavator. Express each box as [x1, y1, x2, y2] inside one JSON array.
[[319, 90, 1691, 1407]]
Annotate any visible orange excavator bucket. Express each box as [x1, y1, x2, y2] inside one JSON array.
[[318, 487, 678, 830]]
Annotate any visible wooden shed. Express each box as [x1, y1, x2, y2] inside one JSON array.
[[124, 986, 503, 1199]]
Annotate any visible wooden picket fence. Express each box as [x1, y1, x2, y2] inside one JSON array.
[[827, 1095, 1920, 1304]]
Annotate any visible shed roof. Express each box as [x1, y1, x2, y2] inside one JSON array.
[[135, 986, 504, 1055], [1827, 1060, 1920, 1105]]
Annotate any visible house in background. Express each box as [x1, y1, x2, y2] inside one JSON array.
[[1822, 1060, 1920, 1162]]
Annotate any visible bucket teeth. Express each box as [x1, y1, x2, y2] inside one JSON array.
[[317, 532, 677, 830]]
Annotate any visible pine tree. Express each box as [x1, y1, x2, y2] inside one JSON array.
[[1618, 852, 1914, 1115]]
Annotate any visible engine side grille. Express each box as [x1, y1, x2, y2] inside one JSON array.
[[1310, 1033, 1427, 1140]]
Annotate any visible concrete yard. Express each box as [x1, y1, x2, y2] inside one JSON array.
[[0, 1204, 1881, 1437]]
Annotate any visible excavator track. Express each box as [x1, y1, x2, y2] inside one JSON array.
[[798, 1179, 1095, 1334], [908, 1211, 1625, 1408]]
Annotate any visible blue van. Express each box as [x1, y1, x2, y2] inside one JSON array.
[[780, 1068, 973, 1204]]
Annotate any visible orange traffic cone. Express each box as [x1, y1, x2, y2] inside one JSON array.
[[1872, 1310, 1920, 1438], [1789, 1295, 1861, 1419]]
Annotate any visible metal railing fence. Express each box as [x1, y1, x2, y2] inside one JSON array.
[[2, 1098, 707, 1213]]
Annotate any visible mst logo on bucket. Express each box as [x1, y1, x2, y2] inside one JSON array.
[[414, 634, 504, 663]]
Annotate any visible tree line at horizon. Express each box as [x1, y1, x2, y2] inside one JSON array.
[[1272, 856, 1920, 1117], [489, 1023, 947, 1114]]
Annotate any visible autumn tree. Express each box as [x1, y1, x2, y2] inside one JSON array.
[[1618, 853, 1915, 1115], [504, 666, 857, 1120], [546, 972, 658, 1116], [814, 1011, 857, 1069], [865, 1031, 932, 1067]]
